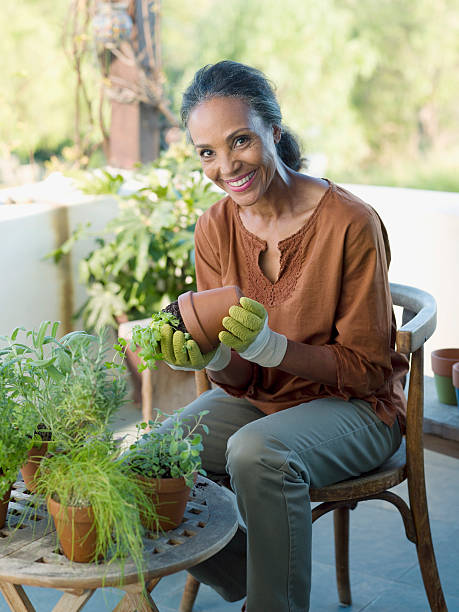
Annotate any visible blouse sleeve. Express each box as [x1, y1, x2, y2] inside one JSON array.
[[327, 208, 394, 398], [194, 215, 222, 292]]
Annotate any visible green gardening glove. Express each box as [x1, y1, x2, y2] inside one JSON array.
[[160, 324, 217, 370], [219, 297, 288, 368], [219, 297, 267, 352]]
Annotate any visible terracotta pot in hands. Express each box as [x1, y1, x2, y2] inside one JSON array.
[[178, 286, 244, 354]]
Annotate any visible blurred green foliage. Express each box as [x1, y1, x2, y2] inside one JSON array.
[[1, 0, 459, 189], [48, 142, 218, 329]]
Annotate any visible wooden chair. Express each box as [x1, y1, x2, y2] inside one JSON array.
[[179, 282, 448, 612]]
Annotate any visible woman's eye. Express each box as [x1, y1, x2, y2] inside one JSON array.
[[234, 136, 249, 147], [199, 149, 213, 159]]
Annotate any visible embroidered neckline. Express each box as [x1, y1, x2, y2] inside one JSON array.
[[230, 181, 334, 307]]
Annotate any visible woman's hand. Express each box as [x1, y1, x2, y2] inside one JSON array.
[[219, 297, 267, 352], [219, 297, 287, 367], [160, 324, 230, 371]]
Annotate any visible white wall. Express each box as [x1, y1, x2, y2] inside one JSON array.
[[0, 195, 118, 337], [1, 182, 458, 374], [343, 184, 459, 372]]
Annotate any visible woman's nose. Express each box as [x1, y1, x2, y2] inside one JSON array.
[[218, 152, 240, 178]]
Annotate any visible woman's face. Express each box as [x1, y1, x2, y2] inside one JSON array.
[[187, 96, 281, 207]]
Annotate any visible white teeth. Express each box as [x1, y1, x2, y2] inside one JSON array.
[[228, 170, 255, 187]]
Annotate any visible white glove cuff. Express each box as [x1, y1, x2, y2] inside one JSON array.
[[164, 342, 231, 372], [205, 343, 231, 371], [166, 362, 196, 372], [239, 318, 287, 367]]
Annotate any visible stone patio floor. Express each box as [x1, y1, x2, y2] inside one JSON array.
[[3, 398, 459, 611]]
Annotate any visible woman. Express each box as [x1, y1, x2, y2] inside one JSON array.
[[157, 60, 409, 612]]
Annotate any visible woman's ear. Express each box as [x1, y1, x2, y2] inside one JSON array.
[[273, 125, 282, 145]]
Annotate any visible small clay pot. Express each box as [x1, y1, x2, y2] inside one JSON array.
[[0, 486, 11, 529], [21, 441, 49, 493], [453, 363, 459, 407], [47, 497, 97, 563], [136, 475, 193, 532], [431, 348, 459, 405], [178, 286, 244, 354]]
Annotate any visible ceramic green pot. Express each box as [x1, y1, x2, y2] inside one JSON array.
[[431, 348, 459, 405]]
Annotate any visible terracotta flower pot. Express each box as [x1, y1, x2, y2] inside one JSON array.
[[0, 486, 11, 529], [20, 441, 49, 492], [453, 363, 459, 407], [431, 348, 459, 405], [178, 286, 244, 354], [47, 497, 97, 563], [136, 475, 192, 532]]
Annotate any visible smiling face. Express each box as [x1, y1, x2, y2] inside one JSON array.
[[187, 96, 281, 207]]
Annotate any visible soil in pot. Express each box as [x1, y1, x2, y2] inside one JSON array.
[[431, 348, 459, 405], [47, 497, 98, 563], [177, 286, 244, 354], [136, 475, 192, 532], [161, 301, 187, 333]]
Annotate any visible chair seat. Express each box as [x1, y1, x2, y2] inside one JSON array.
[[310, 438, 407, 502]]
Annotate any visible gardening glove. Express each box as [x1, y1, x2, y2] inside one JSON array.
[[160, 324, 231, 372], [219, 297, 287, 368]]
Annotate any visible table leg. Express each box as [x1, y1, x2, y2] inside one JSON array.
[[141, 368, 154, 423], [113, 578, 161, 612], [0, 583, 35, 612], [52, 589, 95, 612]]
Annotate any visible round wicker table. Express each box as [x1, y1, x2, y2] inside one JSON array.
[[0, 476, 238, 611]]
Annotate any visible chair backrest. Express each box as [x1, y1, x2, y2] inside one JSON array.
[[389, 282, 437, 478]]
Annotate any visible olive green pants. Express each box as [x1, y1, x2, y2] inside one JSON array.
[[159, 387, 402, 612]]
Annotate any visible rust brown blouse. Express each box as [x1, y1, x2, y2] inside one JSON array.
[[194, 181, 409, 430]]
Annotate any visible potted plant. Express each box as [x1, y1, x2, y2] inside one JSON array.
[[46, 141, 218, 332], [0, 366, 35, 527], [35, 437, 158, 576], [431, 348, 459, 405], [1, 322, 124, 489], [453, 362, 459, 407], [122, 407, 208, 532]]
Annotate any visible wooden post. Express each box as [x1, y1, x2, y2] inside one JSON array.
[[108, 0, 162, 168]]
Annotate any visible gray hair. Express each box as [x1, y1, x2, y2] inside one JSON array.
[[181, 61, 303, 171]]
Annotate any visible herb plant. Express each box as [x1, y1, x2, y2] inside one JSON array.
[[35, 438, 158, 581], [0, 366, 34, 498], [124, 408, 209, 488], [0, 321, 127, 451], [124, 310, 190, 372]]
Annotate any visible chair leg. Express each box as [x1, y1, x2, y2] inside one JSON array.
[[334, 507, 352, 606], [179, 573, 201, 612], [410, 489, 448, 611]]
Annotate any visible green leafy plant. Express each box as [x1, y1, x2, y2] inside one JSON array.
[[35, 438, 158, 581], [0, 366, 35, 498], [122, 310, 189, 372], [124, 408, 209, 488], [48, 141, 219, 331], [0, 321, 127, 451]]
